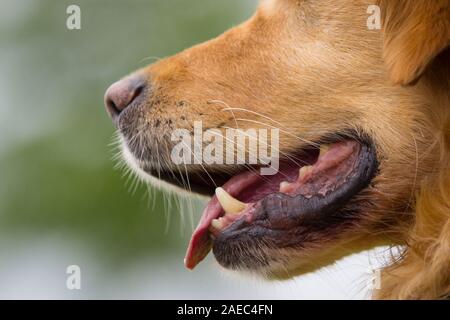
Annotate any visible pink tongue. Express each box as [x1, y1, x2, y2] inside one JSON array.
[[184, 171, 261, 269]]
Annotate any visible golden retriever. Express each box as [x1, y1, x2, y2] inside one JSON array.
[[104, 0, 450, 299]]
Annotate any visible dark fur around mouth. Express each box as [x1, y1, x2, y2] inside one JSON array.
[[211, 142, 378, 270]]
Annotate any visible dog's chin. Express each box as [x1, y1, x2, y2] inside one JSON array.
[[220, 235, 374, 280]]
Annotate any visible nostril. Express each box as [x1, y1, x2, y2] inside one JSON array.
[[104, 75, 147, 121], [105, 96, 120, 118], [130, 83, 145, 106]]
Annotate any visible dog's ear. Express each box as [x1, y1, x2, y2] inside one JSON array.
[[378, 0, 450, 86]]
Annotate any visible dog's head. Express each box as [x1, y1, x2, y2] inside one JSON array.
[[104, 0, 450, 296]]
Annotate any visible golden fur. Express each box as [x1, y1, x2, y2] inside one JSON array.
[[374, 0, 450, 299], [120, 0, 450, 299]]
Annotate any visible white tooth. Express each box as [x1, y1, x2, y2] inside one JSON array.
[[211, 219, 223, 230], [319, 144, 330, 157], [280, 181, 290, 191], [299, 165, 313, 180], [215, 187, 246, 215]]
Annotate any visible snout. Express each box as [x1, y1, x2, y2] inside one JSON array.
[[104, 74, 147, 123]]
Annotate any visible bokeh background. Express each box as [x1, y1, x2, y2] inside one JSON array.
[[0, 0, 388, 299]]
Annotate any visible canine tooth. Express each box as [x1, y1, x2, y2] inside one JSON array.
[[215, 187, 246, 215], [299, 165, 313, 180], [319, 144, 330, 157], [211, 219, 223, 230]]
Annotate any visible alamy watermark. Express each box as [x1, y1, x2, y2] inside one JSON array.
[[170, 121, 280, 175], [66, 5, 81, 30], [366, 267, 381, 290], [66, 264, 81, 290], [366, 5, 381, 30]]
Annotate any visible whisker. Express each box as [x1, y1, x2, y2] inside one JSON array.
[[221, 107, 320, 148], [206, 130, 291, 183], [180, 139, 218, 188], [221, 125, 312, 167], [139, 56, 162, 64]]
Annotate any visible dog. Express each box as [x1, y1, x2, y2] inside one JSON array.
[[104, 0, 450, 299]]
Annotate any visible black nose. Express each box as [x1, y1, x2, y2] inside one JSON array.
[[104, 75, 146, 121]]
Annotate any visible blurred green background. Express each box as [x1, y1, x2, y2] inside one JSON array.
[[0, 0, 382, 299]]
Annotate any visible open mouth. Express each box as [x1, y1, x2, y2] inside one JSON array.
[[183, 137, 378, 270]]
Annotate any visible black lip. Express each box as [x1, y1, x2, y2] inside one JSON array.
[[261, 143, 377, 225], [212, 142, 378, 269]]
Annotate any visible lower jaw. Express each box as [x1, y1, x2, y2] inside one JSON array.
[[211, 195, 363, 272], [184, 137, 378, 270]]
